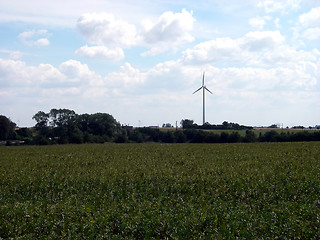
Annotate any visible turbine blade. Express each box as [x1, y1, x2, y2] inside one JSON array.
[[204, 86, 213, 94], [193, 86, 203, 94], [202, 72, 205, 86]]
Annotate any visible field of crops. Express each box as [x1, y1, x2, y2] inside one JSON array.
[[1, 142, 320, 239]]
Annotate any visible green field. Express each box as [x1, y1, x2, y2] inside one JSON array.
[[1, 142, 320, 239]]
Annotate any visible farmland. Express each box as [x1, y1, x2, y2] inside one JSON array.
[[1, 142, 320, 239]]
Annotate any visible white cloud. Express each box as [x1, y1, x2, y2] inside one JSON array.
[[293, 6, 320, 43], [77, 9, 195, 58], [249, 17, 266, 30], [0, 49, 23, 59], [77, 13, 137, 47], [260, 45, 318, 66], [248, 16, 271, 29], [0, 59, 29, 86], [59, 60, 89, 79], [75, 45, 124, 61], [182, 31, 286, 65], [241, 31, 285, 51], [182, 37, 241, 63], [59, 59, 104, 86], [301, 27, 320, 40], [274, 18, 281, 28], [299, 6, 320, 27], [141, 9, 195, 56], [142, 9, 194, 45], [105, 62, 146, 87], [258, 0, 302, 13], [0, 58, 64, 87], [0, 58, 147, 96], [35, 38, 50, 46], [0, 0, 160, 27], [37, 63, 66, 83], [0, 54, 319, 127], [18, 29, 50, 47]]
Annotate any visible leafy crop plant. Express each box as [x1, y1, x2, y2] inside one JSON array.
[[0, 142, 319, 238]]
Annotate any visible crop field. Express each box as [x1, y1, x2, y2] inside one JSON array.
[[1, 142, 320, 239]]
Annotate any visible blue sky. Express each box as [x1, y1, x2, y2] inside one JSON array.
[[0, 0, 319, 127]]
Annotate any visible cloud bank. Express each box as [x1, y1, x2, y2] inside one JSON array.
[[76, 9, 195, 60]]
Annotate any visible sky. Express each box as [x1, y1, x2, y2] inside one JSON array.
[[0, 0, 319, 128]]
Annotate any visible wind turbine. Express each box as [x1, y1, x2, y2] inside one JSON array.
[[193, 72, 213, 125]]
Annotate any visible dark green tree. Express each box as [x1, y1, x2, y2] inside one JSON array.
[[229, 132, 241, 143], [76, 114, 90, 132], [191, 130, 207, 143], [261, 130, 280, 142], [162, 131, 175, 143], [181, 119, 195, 129], [49, 109, 76, 127], [129, 129, 144, 143], [222, 121, 230, 129], [220, 132, 229, 143], [88, 113, 122, 139], [243, 130, 256, 142], [32, 111, 49, 129], [115, 129, 128, 143], [0, 115, 16, 140], [174, 130, 187, 143]]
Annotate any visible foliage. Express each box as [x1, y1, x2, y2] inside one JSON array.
[[0, 115, 16, 140], [0, 142, 319, 238], [32, 111, 49, 130], [49, 109, 76, 128], [180, 120, 253, 130], [180, 119, 196, 129], [2, 111, 320, 145], [31, 109, 123, 144], [130, 128, 320, 144]]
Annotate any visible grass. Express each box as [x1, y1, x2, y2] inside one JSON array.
[[1, 142, 320, 239]]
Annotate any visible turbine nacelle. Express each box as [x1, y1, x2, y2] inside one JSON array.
[[193, 72, 213, 94]]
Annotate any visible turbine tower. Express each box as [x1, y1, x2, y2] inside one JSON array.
[[193, 72, 213, 125]]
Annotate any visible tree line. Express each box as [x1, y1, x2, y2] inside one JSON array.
[[1, 110, 320, 145], [180, 119, 253, 130], [129, 127, 320, 143]]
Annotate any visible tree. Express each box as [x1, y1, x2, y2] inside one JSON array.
[[68, 127, 84, 144], [229, 132, 241, 143], [129, 129, 144, 143], [181, 119, 195, 129], [220, 132, 229, 143], [49, 109, 76, 127], [191, 130, 206, 143], [243, 130, 256, 142], [206, 132, 220, 143], [137, 127, 160, 142], [115, 129, 128, 143], [222, 121, 230, 129], [174, 130, 186, 143], [88, 113, 122, 138], [162, 131, 175, 143], [261, 130, 280, 142], [0, 115, 15, 140], [76, 114, 90, 132], [32, 111, 49, 129]]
